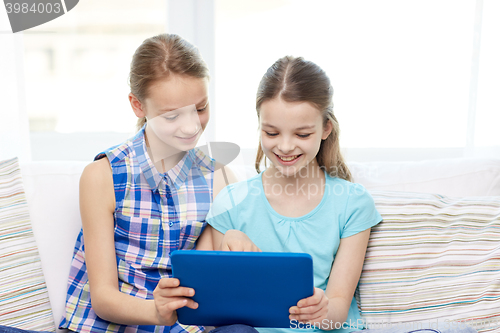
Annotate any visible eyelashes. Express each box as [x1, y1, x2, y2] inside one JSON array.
[[163, 105, 208, 121], [264, 132, 311, 138]]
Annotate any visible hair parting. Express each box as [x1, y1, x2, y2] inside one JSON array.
[[129, 33, 209, 131]]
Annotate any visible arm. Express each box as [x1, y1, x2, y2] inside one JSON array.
[[80, 159, 196, 326], [289, 228, 371, 329], [211, 228, 262, 252], [196, 162, 241, 251]]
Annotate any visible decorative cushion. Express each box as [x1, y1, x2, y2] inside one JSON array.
[[356, 190, 500, 333], [0, 157, 55, 331]]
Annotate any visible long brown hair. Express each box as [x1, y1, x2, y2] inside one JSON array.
[[255, 56, 352, 181], [129, 34, 209, 131]]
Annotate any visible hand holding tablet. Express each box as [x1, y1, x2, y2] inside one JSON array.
[[171, 250, 314, 328], [152, 277, 199, 326]]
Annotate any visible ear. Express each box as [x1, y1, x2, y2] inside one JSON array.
[[322, 119, 333, 140], [129, 93, 146, 118]]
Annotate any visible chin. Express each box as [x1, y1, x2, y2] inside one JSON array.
[[273, 165, 302, 178]]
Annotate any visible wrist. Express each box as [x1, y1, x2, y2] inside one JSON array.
[[152, 299, 178, 326], [316, 297, 346, 330]]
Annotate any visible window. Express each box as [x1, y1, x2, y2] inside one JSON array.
[[15, 0, 500, 162], [214, 0, 481, 153], [23, 0, 166, 160]]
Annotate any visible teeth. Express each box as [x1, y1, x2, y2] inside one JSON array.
[[279, 155, 299, 162]]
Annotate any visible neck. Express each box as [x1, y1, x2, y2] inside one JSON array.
[[144, 126, 185, 173]]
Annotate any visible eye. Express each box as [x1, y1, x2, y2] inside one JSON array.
[[197, 104, 208, 112], [297, 134, 311, 138], [164, 114, 178, 121], [265, 132, 278, 137]]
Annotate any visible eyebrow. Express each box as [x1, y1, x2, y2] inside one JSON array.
[[160, 97, 209, 112], [261, 123, 316, 131]]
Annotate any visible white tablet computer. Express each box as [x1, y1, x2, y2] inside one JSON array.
[[171, 250, 314, 328]]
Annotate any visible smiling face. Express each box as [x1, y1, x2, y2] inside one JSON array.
[[134, 75, 209, 160], [259, 98, 332, 178]]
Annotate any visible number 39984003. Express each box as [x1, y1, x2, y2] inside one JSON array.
[[5, 2, 62, 14]]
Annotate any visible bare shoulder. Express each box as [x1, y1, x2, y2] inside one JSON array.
[[81, 158, 113, 185], [80, 158, 115, 210], [213, 162, 239, 199]]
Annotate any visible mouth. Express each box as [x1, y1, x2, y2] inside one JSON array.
[[275, 154, 302, 163]]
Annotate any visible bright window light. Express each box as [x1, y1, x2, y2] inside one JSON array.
[[215, 0, 476, 149]]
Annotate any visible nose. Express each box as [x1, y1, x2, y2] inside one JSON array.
[[180, 108, 201, 135], [277, 135, 295, 154]]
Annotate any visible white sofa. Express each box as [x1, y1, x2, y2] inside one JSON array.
[[10, 156, 500, 332]]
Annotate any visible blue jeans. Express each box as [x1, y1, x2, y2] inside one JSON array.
[[0, 325, 258, 333], [209, 325, 258, 332]]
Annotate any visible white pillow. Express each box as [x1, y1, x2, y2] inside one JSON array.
[[21, 160, 87, 332]]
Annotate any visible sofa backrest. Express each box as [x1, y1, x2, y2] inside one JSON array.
[[21, 161, 87, 332], [19, 157, 500, 330]]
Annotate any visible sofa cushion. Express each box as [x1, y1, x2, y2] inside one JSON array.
[[237, 152, 500, 197], [349, 158, 500, 197], [356, 190, 500, 332], [0, 157, 55, 331]]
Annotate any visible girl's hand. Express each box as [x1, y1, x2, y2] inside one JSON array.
[[221, 229, 261, 252], [289, 288, 329, 325], [153, 278, 198, 325]]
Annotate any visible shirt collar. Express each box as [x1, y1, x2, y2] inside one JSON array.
[[132, 124, 198, 191]]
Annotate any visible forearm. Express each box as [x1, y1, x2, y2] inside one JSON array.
[[320, 296, 351, 330], [92, 286, 164, 326]]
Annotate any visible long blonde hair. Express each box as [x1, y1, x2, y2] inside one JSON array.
[[129, 34, 209, 131], [255, 56, 352, 181]]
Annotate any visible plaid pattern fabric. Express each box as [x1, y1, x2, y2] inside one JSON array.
[[60, 126, 215, 333]]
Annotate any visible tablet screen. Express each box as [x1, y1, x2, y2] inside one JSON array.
[[171, 250, 314, 328]]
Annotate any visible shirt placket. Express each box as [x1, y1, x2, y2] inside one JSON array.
[[159, 177, 180, 254]]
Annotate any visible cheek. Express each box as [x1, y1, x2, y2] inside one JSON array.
[[150, 118, 176, 137], [199, 111, 210, 129], [260, 137, 274, 154], [309, 138, 323, 156]]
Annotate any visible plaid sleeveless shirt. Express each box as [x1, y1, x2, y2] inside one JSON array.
[[60, 126, 215, 333]]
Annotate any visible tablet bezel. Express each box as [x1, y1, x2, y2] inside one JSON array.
[[171, 250, 314, 328]]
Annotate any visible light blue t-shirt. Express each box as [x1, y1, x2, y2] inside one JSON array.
[[206, 172, 382, 333]]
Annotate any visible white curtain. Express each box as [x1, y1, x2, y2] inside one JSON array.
[[467, 0, 500, 158], [0, 10, 31, 162]]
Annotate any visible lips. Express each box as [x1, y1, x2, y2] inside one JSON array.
[[275, 154, 301, 163]]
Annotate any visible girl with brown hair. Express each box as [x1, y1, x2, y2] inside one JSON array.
[[206, 56, 382, 332]]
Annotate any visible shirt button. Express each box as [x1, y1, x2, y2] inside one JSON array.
[[169, 222, 173, 227]]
